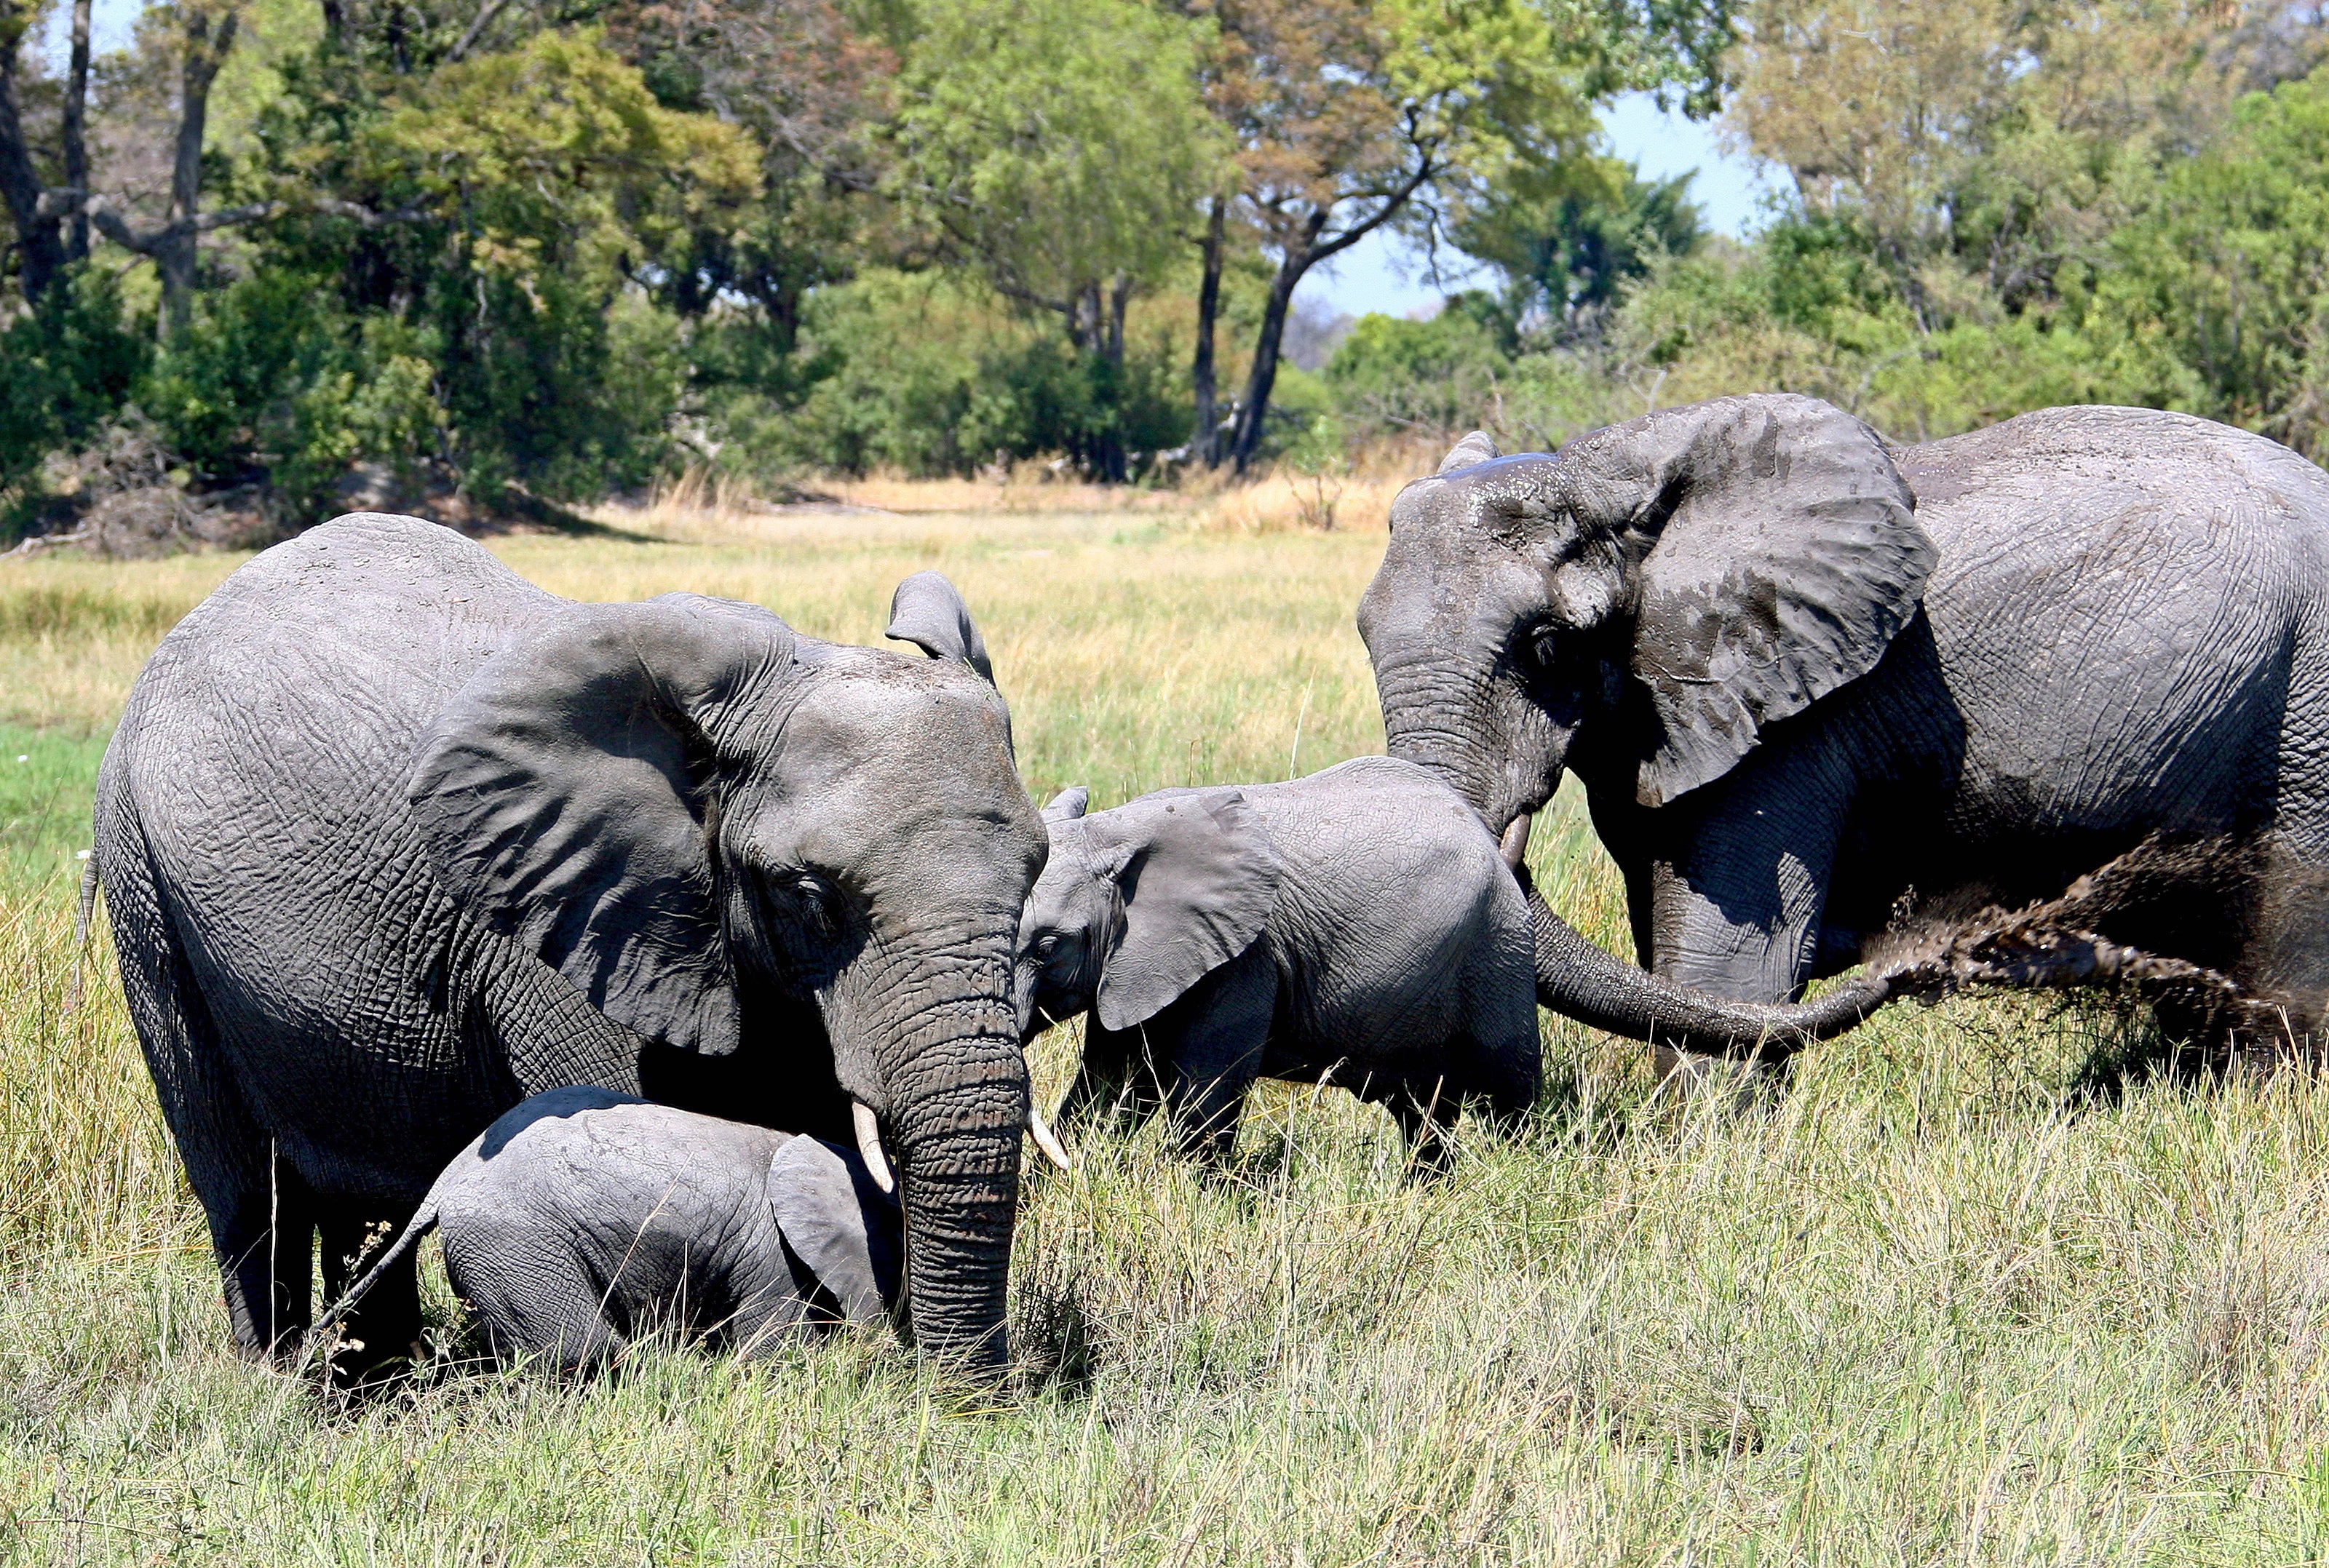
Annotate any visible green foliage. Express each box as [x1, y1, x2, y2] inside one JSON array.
[[123, 28, 754, 514], [771, 271, 1189, 475], [886, 0, 1228, 317], [2087, 68, 2329, 458], [0, 269, 151, 495], [1324, 310, 1509, 436], [1459, 156, 1705, 339], [357, 28, 762, 294]]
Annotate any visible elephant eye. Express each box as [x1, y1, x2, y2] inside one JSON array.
[[1525, 626, 1562, 671], [779, 870, 842, 926]]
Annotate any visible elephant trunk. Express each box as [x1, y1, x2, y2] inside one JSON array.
[[1378, 650, 1896, 1054], [1523, 880, 1890, 1054], [869, 975, 1025, 1375]]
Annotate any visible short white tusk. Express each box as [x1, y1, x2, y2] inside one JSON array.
[[1499, 812, 1534, 870], [852, 1101, 894, 1194], [1026, 1099, 1075, 1173]]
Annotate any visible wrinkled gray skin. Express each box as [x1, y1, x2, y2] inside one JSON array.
[[1015, 757, 1539, 1165], [317, 1087, 902, 1377], [1360, 397, 2329, 1068], [96, 514, 1045, 1376]]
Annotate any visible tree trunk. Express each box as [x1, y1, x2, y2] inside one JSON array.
[[1191, 196, 1224, 466], [156, 4, 237, 340], [1228, 247, 1306, 474], [1104, 271, 1128, 370], [0, 12, 65, 303], [63, 0, 90, 263], [1086, 273, 1129, 482]]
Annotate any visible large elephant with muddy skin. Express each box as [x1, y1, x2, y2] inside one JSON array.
[[1360, 395, 2329, 1065], [96, 513, 1047, 1374]]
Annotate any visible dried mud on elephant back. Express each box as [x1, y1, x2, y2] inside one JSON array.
[[1865, 835, 2329, 1075]]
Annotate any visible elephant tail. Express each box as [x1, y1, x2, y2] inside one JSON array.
[[312, 1189, 446, 1348], [66, 851, 98, 1012]]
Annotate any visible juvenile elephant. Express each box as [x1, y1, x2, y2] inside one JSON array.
[[1016, 757, 1539, 1165], [317, 1086, 900, 1377], [97, 514, 1045, 1375], [1359, 397, 2329, 1068]]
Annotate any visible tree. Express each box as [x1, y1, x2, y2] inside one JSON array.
[[2090, 64, 2329, 458], [1724, 0, 2325, 329], [1457, 156, 1703, 344], [886, 0, 1230, 474], [1191, 0, 1731, 473], [0, 0, 69, 301], [596, 0, 893, 357]]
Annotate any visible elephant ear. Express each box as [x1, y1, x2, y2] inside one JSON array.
[[407, 594, 793, 1056], [1087, 789, 1280, 1032], [769, 1135, 901, 1325], [885, 571, 994, 683], [1568, 395, 1934, 808], [1438, 430, 1500, 475]]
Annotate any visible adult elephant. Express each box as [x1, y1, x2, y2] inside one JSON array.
[[96, 513, 1047, 1374], [1359, 395, 2329, 1067]]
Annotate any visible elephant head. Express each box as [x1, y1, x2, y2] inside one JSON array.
[[1357, 394, 1935, 1050], [1012, 786, 1280, 1040], [406, 573, 1042, 1370]]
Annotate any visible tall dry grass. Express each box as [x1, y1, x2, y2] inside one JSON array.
[[2, 503, 2327, 1563]]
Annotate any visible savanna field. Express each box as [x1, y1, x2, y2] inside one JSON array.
[[4, 497, 2329, 1565]]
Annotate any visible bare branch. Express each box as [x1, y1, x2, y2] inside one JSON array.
[[448, 0, 515, 64], [34, 188, 429, 255]]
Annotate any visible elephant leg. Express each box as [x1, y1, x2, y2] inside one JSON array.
[[1638, 746, 1854, 1082], [319, 1211, 424, 1382], [106, 855, 316, 1358], [210, 1145, 318, 1361], [1456, 940, 1543, 1134], [1159, 950, 1277, 1166], [443, 1229, 624, 1379], [1388, 1082, 1461, 1179], [1054, 1019, 1166, 1134]]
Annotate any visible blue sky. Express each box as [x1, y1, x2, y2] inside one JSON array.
[[1298, 92, 1775, 321]]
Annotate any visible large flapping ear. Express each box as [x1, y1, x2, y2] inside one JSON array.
[[1558, 394, 1934, 808], [407, 594, 793, 1056], [885, 571, 994, 683], [1085, 789, 1281, 1032], [769, 1134, 902, 1324], [1437, 430, 1500, 475]]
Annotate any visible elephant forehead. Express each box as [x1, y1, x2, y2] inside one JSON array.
[[1366, 536, 1556, 648], [777, 668, 1017, 789]]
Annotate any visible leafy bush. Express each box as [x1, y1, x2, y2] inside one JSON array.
[[1324, 312, 1509, 439], [2087, 65, 2329, 459], [771, 271, 1189, 476], [0, 270, 151, 501]]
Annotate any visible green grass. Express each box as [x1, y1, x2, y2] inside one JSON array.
[[4, 507, 2328, 1564]]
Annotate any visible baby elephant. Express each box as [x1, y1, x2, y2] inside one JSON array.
[[1017, 755, 1539, 1167], [319, 1086, 900, 1377]]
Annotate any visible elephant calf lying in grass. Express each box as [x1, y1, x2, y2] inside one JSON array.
[[1016, 756, 1540, 1169], [318, 1087, 900, 1377]]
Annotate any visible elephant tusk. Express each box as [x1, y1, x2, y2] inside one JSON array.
[[1026, 1099, 1075, 1173], [1499, 812, 1533, 871], [852, 1101, 894, 1195]]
